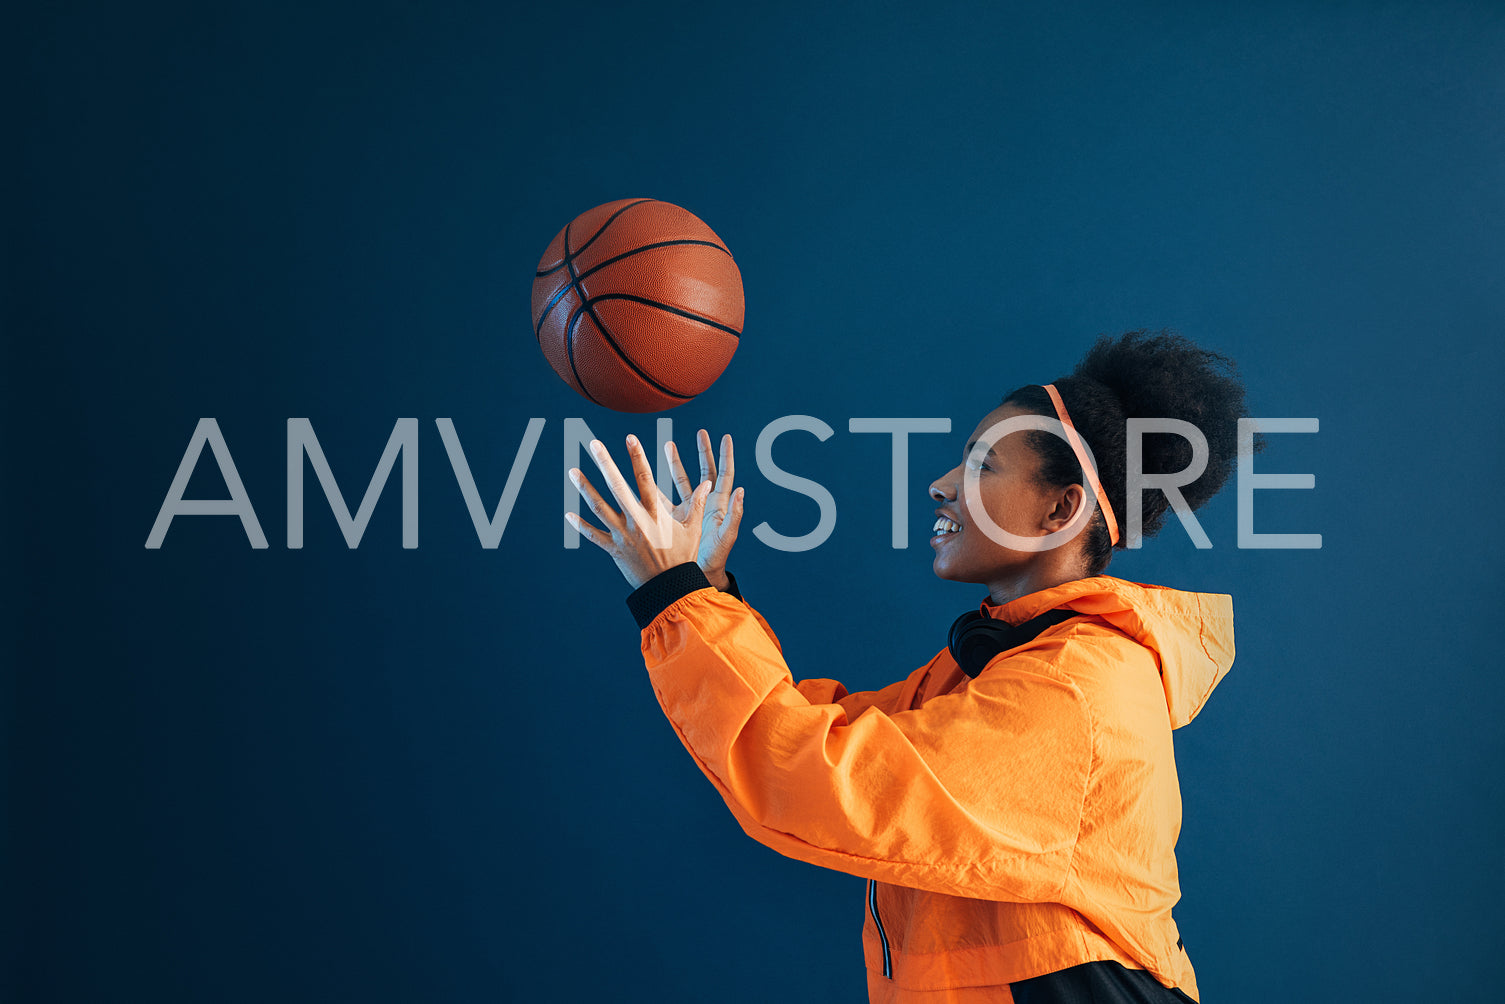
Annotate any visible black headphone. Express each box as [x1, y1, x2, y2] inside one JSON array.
[[947, 607, 1084, 678]]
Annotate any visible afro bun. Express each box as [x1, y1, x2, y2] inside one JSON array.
[[1003, 329, 1257, 574]]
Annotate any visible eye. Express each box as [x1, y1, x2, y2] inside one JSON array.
[[962, 442, 993, 472]]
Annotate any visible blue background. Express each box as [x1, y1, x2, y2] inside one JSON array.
[[9, 2, 1503, 1001]]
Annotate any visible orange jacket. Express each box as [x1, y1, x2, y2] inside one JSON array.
[[627, 564, 1234, 1003]]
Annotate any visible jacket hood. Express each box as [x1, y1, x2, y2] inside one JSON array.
[[983, 575, 1235, 729]]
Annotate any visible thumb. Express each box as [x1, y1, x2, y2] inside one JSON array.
[[711, 487, 744, 555], [726, 486, 745, 531], [691, 480, 713, 518]]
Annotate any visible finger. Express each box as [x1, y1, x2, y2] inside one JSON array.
[[723, 486, 745, 538], [664, 440, 695, 505], [565, 511, 613, 552], [715, 433, 735, 498], [709, 487, 745, 562], [624, 434, 662, 516], [690, 479, 713, 522], [696, 428, 716, 486], [587, 439, 651, 524], [568, 467, 624, 531]]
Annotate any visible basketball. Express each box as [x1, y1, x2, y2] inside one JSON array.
[[531, 198, 744, 412]]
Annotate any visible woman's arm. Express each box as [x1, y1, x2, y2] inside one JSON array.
[[719, 569, 932, 713], [629, 562, 1092, 905], [717, 570, 784, 651], [568, 436, 1089, 902]]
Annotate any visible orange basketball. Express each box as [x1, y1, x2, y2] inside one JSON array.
[[531, 198, 744, 412]]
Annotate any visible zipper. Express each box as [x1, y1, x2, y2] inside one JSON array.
[[867, 878, 892, 979]]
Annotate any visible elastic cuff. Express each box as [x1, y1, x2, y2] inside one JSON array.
[[626, 562, 713, 630], [722, 569, 744, 602]]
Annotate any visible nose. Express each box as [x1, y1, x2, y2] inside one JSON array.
[[929, 466, 959, 503]]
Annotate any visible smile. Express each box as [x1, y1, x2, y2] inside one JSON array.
[[931, 517, 961, 539]]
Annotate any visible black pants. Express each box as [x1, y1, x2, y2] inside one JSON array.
[[1010, 961, 1198, 1004]]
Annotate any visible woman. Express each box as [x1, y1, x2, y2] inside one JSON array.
[[566, 330, 1250, 1003]]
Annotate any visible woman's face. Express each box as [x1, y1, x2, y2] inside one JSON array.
[[927, 404, 1088, 592]]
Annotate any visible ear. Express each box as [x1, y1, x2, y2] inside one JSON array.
[[1041, 483, 1088, 534]]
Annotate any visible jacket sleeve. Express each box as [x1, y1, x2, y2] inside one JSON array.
[[627, 563, 1092, 904], [722, 569, 855, 706]]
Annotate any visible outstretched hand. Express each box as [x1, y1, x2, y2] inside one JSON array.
[[664, 430, 745, 591], [567, 435, 715, 590]]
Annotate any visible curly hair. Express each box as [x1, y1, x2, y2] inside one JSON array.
[[1002, 329, 1259, 575]]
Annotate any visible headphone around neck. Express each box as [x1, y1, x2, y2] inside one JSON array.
[[947, 607, 1083, 678]]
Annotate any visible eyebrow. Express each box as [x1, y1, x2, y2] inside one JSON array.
[[963, 440, 997, 458]]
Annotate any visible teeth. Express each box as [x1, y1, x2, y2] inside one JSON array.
[[931, 517, 961, 534]]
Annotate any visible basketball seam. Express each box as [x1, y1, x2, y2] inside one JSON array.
[[534, 198, 656, 277], [577, 238, 732, 283], [564, 224, 693, 405], [588, 293, 742, 339], [579, 303, 697, 402], [533, 238, 731, 339], [563, 303, 611, 406], [561, 222, 604, 406], [585, 292, 742, 399]]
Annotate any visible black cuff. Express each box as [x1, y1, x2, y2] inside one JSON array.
[[722, 569, 744, 602], [626, 562, 713, 630]]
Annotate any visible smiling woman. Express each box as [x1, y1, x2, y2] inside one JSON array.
[[567, 330, 1253, 1004], [929, 331, 1255, 603]]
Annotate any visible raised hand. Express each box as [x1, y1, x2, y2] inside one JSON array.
[[567, 435, 712, 589], [664, 429, 745, 591]]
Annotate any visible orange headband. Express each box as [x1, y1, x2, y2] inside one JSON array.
[[1042, 383, 1121, 546]]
